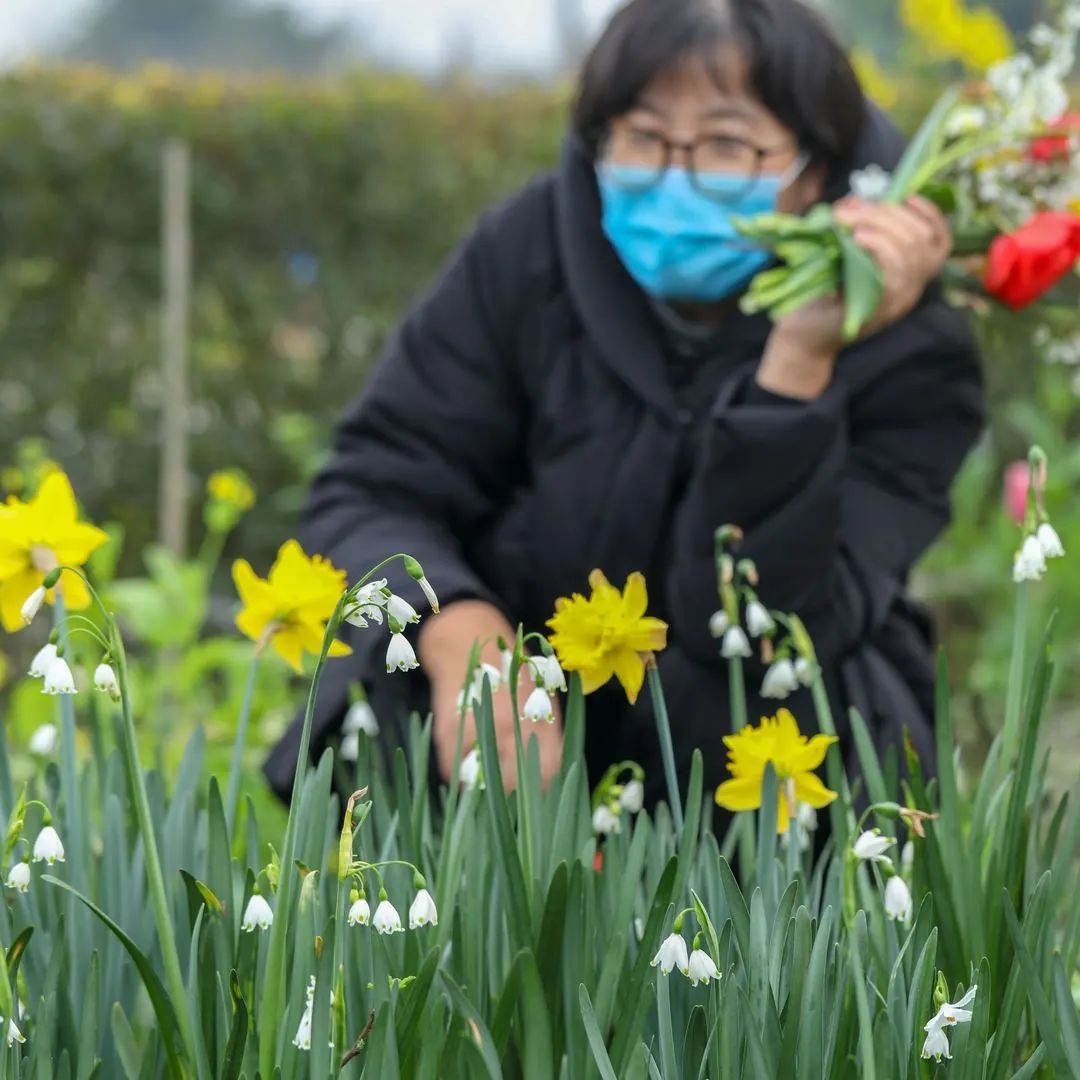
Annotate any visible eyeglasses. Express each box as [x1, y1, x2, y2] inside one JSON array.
[[599, 122, 802, 202]]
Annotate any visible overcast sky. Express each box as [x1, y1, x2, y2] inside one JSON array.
[[0, 0, 625, 72]]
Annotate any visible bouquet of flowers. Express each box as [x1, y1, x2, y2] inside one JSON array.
[[738, 0, 1080, 342]]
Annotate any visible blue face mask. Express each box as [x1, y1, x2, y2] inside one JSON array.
[[597, 160, 806, 302]]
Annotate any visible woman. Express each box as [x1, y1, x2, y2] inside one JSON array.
[[265, 0, 983, 803]]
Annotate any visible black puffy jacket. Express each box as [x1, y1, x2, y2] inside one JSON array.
[[264, 108, 984, 802]]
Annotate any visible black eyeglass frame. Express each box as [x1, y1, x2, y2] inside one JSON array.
[[598, 126, 804, 202]]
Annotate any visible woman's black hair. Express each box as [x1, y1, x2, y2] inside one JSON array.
[[572, 0, 866, 172]]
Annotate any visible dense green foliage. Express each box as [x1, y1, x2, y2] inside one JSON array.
[[0, 66, 565, 574]]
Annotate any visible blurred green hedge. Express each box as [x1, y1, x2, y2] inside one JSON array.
[[0, 64, 567, 573]]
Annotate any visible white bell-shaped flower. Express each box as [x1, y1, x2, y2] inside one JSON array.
[[94, 662, 121, 701], [1036, 522, 1065, 558], [20, 585, 46, 626], [385, 633, 419, 673], [4, 1017, 25, 1047], [794, 657, 816, 686], [29, 642, 58, 679], [292, 1003, 313, 1050], [28, 723, 58, 756], [619, 779, 644, 814], [459, 748, 484, 790], [347, 896, 371, 926], [921, 1024, 951, 1061], [745, 601, 775, 638], [650, 933, 689, 976], [761, 658, 800, 699], [529, 653, 567, 693], [340, 732, 360, 763], [852, 829, 894, 864], [686, 949, 720, 987], [343, 700, 379, 737], [921, 986, 976, 1061], [43, 655, 76, 695], [409, 888, 439, 928], [241, 893, 274, 932], [523, 686, 554, 724], [883, 875, 912, 923], [386, 593, 420, 628], [708, 610, 730, 638], [372, 898, 404, 934], [32, 825, 65, 865], [720, 626, 751, 659], [1013, 534, 1047, 582], [5, 861, 31, 893], [592, 805, 621, 836]]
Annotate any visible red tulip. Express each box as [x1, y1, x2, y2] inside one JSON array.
[[984, 212, 1080, 310], [1028, 112, 1080, 163], [1003, 460, 1029, 524]]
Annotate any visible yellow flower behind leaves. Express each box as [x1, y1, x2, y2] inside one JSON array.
[[900, 0, 1013, 72], [0, 470, 108, 632], [714, 709, 837, 835], [851, 48, 900, 110], [232, 539, 352, 673], [207, 469, 256, 512], [546, 569, 668, 705]]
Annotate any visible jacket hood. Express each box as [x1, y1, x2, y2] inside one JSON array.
[[553, 102, 907, 414]]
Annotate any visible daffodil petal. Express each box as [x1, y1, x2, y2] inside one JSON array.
[[715, 775, 763, 812], [51, 522, 109, 566], [0, 538, 28, 579], [791, 734, 839, 774], [0, 568, 42, 632], [273, 627, 306, 673], [579, 656, 616, 696], [793, 770, 838, 809], [327, 639, 353, 659], [611, 647, 645, 705], [623, 617, 669, 653], [621, 572, 648, 620], [56, 568, 92, 612], [236, 607, 272, 645], [776, 790, 792, 835], [232, 559, 276, 612], [32, 471, 80, 528], [587, 569, 620, 606]]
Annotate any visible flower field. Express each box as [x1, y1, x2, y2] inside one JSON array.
[[0, 451, 1078, 1079], [1, 1, 1080, 1075]]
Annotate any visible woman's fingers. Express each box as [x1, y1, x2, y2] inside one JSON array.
[[904, 195, 953, 255]]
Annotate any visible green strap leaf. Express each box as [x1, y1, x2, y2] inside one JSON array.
[[578, 986, 619, 1080], [44, 875, 186, 1079]]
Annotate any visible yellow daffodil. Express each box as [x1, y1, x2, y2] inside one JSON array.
[[0, 470, 108, 632], [546, 569, 668, 705], [714, 709, 837, 834], [232, 539, 352, 672]]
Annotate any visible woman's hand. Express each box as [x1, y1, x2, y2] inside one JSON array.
[[756, 196, 953, 399], [419, 600, 564, 791]]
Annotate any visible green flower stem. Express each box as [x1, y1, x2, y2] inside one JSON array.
[[329, 879, 347, 1075], [728, 657, 747, 732], [724, 655, 753, 875], [224, 649, 261, 831], [259, 593, 346, 1077], [810, 674, 853, 853], [108, 617, 197, 1066], [507, 647, 536, 904], [646, 663, 684, 834], [1000, 581, 1028, 769], [51, 592, 87, 990]]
